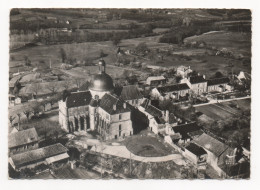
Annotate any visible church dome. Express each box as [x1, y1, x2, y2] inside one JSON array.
[[89, 72, 114, 92]]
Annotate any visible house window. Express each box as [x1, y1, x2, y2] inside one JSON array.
[[119, 114, 122, 120], [119, 124, 122, 136]]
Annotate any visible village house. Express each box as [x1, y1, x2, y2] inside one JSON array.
[[117, 85, 144, 107], [150, 83, 190, 100], [181, 75, 207, 95], [183, 142, 208, 168], [207, 77, 231, 92], [146, 76, 166, 86], [8, 128, 39, 156], [176, 65, 193, 79], [9, 143, 69, 171], [165, 122, 203, 145], [193, 133, 236, 176], [59, 59, 133, 140]]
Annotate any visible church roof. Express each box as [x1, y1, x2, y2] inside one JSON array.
[[99, 94, 131, 115], [89, 73, 114, 92], [66, 91, 92, 108]]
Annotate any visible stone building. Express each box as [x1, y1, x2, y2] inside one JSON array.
[[58, 59, 133, 140], [181, 75, 207, 95]]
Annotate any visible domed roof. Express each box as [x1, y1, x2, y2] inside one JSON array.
[[89, 72, 114, 92]]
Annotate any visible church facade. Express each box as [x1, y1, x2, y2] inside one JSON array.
[[58, 59, 133, 140]]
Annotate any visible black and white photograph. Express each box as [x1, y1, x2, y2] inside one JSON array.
[[6, 7, 253, 180]]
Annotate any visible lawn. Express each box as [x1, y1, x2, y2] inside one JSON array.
[[123, 135, 175, 157]]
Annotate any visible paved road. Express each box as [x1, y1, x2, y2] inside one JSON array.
[[91, 144, 185, 165]]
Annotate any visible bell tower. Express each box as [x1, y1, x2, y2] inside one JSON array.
[[98, 58, 106, 74]]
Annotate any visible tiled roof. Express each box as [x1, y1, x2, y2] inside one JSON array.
[[10, 143, 68, 167], [172, 122, 201, 139], [8, 128, 39, 148], [99, 93, 131, 115], [207, 77, 230, 86], [157, 83, 190, 94], [189, 76, 207, 84], [140, 98, 150, 109], [66, 91, 92, 108], [118, 85, 143, 100], [193, 133, 229, 157], [145, 105, 163, 118], [185, 142, 207, 156]]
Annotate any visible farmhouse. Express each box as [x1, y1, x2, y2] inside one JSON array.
[[207, 77, 231, 92], [59, 59, 133, 140], [146, 76, 166, 86], [117, 85, 144, 107], [181, 75, 207, 95], [9, 143, 68, 171], [150, 83, 190, 100], [193, 133, 236, 176], [8, 128, 39, 156]]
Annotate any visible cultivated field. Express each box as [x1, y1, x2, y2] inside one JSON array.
[[196, 98, 251, 121]]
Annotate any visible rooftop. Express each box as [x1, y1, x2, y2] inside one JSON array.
[[145, 105, 163, 118], [9, 128, 39, 148], [99, 93, 131, 115], [157, 83, 190, 94], [10, 143, 68, 168], [66, 91, 92, 108], [185, 142, 207, 156], [207, 77, 230, 86], [189, 76, 207, 84], [193, 133, 229, 157], [172, 122, 201, 139], [146, 76, 166, 81]]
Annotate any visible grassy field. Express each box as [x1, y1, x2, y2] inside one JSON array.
[[124, 135, 176, 157], [184, 31, 251, 57]]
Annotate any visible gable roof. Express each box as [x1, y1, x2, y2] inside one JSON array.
[[146, 76, 166, 82], [145, 105, 163, 118], [157, 83, 190, 94], [66, 91, 92, 108], [10, 143, 68, 168], [9, 128, 39, 148], [99, 93, 131, 115], [193, 133, 229, 157], [172, 122, 201, 139], [189, 76, 207, 84], [118, 85, 143, 100], [207, 77, 230, 86], [185, 142, 207, 156]]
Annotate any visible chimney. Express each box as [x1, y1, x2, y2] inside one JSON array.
[[165, 110, 169, 123], [123, 102, 126, 109], [203, 74, 206, 79], [113, 104, 117, 111]]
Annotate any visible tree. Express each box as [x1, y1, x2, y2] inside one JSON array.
[[60, 48, 67, 63], [47, 83, 58, 95], [31, 83, 41, 99], [23, 109, 30, 122], [16, 113, 21, 130], [62, 80, 71, 90], [9, 115, 16, 126], [74, 78, 82, 89], [24, 56, 31, 67], [111, 34, 121, 46], [135, 42, 149, 54]]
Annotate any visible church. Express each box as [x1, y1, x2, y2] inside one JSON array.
[[58, 59, 133, 140]]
